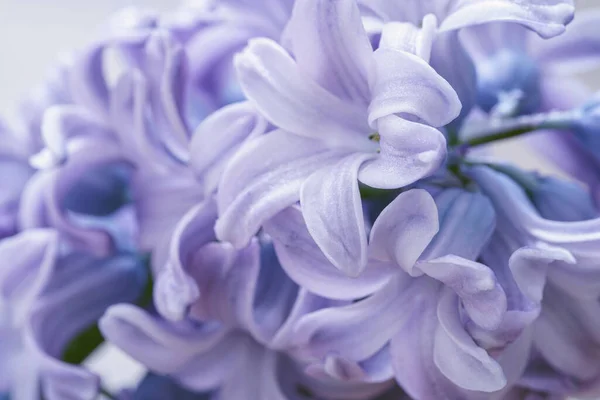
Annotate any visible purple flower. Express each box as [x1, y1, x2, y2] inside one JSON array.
[[359, 0, 575, 122], [0, 229, 147, 400], [101, 200, 391, 399], [284, 188, 509, 399], [214, 0, 461, 277]]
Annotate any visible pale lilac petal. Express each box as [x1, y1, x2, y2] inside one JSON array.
[[264, 206, 393, 300], [417, 256, 507, 330], [289, 0, 372, 104], [69, 44, 110, 119], [368, 47, 461, 127], [440, 0, 575, 39], [533, 10, 600, 74], [359, 115, 447, 189], [368, 189, 438, 276], [434, 288, 507, 392], [300, 153, 373, 277], [294, 275, 414, 362], [234, 38, 369, 146], [215, 131, 345, 248], [189, 102, 268, 195]]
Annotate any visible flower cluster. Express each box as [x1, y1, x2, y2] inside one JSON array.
[[4, 0, 600, 399]]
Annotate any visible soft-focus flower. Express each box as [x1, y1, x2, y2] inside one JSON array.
[[359, 0, 575, 123], [101, 200, 391, 399], [0, 229, 147, 400], [215, 0, 461, 277]]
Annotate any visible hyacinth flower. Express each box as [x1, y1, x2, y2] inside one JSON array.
[[215, 0, 462, 278], [0, 229, 147, 400], [357, 0, 575, 124], [467, 165, 600, 396], [100, 200, 392, 399], [265, 188, 514, 399]]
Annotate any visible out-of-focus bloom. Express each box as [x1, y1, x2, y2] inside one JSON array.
[[101, 199, 392, 399], [359, 0, 575, 123], [0, 229, 147, 400], [215, 0, 461, 277]]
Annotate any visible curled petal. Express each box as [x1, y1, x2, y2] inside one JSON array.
[[369, 189, 438, 275], [359, 115, 447, 189], [216, 131, 345, 248], [368, 47, 461, 128], [378, 15, 438, 62], [300, 153, 373, 277], [190, 102, 268, 195], [265, 206, 393, 300], [434, 288, 507, 392]]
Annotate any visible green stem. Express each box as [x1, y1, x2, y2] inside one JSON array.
[[99, 386, 116, 400], [456, 110, 577, 150]]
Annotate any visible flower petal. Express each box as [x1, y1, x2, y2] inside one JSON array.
[[300, 153, 373, 277], [234, 38, 369, 145], [264, 206, 393, 300], [533, 10, 600, 74], [289, 0, 372, 104], [359, 115, 447, 189], [190, 102, 268, 195], [418, 255, 507, 330], [100, 304, 237, 391], [369, 189, 439, 275], [215, 131, 345, 248], [434, 288, 507, 392], [440, 0, 574, 39], [368, 47, 461, 127]]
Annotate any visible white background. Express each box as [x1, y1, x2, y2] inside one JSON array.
[[0, 0, 600, 395]]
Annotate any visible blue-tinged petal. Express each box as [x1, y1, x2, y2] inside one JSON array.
[[0, 158, 32, 239], [288, 0, 372, 104], [100, 304, 237, 391], [440, 0, 574, 39], [368, 47, 461, 128], [300, 153, 374, 277], [529, 176, 598, 222], [26, 253, 146, 400], [154, 199, 217, 321], [368, 189, 438, 276], [422, 188, 496, 260], [264, 206, 393, 300], [358, 115, 447, 189], [234, 38, 370, 146], [434, 288, 506, 392], [190, 102, 268, 196], [533, 10, 600, 74], [418, 256, 506, 330], [215, 130, 346, 248]]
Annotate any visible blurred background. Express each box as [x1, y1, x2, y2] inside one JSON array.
[[1, 0, 600, 395]]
